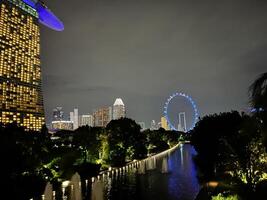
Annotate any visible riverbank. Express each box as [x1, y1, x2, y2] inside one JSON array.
[[92, 142, 182, 182]]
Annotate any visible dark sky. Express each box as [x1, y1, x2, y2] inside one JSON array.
[[41, 0, 267, 126]]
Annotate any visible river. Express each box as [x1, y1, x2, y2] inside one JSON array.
[[89, 144, 200, 200]]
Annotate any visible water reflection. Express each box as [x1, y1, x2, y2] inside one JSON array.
[[89, 144, 200, 200]]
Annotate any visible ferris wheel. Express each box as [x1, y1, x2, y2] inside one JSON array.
[[163, 92, 199, 132]]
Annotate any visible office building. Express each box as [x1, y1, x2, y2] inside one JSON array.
[[52, 107, 64, 121], [51, 120, 73, 131], [161, 116, 170, 130], [70, 111, 74, 122], [150, 120, 157, 130], [0, 0, 44, 130], [178, 112, 187, 132], [138, 122, 146, 131], [0, 0, 63, 131], [113, 98, 126, 120], [79, 114, 93, 127], [93, 107, 112, 127], [69, 108, 79, 130]]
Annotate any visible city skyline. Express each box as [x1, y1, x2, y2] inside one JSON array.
[[41, 0, 267, 126]]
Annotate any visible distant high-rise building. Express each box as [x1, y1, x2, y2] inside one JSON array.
[[70, 112, 74, 122], [93, 107, 112, 127], [161, 116, 170, 130], [113, 98, 126, 120], [69, 109, 78, 130], [73, 108, 79, 130], [150, 120, 157, 130], [53, 107, 64, 121], [0, 0, 45, 130], [178, 112, 187, 132], [79, 114, 93, 127], [138, 122, 146, 131], [157, 122, 162, 129], [52, 120, 73, 131]]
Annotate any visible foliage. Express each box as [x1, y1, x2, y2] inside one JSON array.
[[249, 72, 267, 110], [191, 111, 243, 180], [249, 72, 267, 151], [105, 118, 147, 166], [0, 123, 50, 199], [0, 118, 183, 198], [72, 126, 102, 163], [212, 193, 239, 200], [191, 111, 267, 193]]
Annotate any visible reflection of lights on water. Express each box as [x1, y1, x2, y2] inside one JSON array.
[[180, 144, 184, 166]]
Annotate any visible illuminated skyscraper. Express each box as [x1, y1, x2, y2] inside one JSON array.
[[112, 98, 125, 120], [52, 107, 64, 121], [161, 116, 170, 130], [93, 107, 112, 127], [138, 122, 146, 131], [0, 0, 44, 130], [0, 0, 63, 131], [79, 114, 93, 127], [150, 120, 157, 130], [178, 112, 187, 132], [52, 120, 73, 131]]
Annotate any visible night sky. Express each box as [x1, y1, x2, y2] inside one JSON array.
[[41, 0, 267, 125]]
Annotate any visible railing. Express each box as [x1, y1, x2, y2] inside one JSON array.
[[31, 142, 182, 200]]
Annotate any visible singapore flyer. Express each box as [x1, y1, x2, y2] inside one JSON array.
[[164, 92, 199, 132]]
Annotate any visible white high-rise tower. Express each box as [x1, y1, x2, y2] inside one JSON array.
[[113, 98, 126, 120], [178, 112, 187, 132]]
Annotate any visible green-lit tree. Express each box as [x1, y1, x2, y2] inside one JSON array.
[[104, 118, 147, 166]]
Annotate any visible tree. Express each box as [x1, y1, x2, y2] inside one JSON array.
[[72, 126, 101, 163], [145, 129, 169, 154], [249, 72, 267, 110], [191, 112, 267, 197], [105, 118, 147, 166], [0, 123, 51, 200], [225, 115, 267, 191], [191, 111, 243, 180], [249, 72, 267, 151]]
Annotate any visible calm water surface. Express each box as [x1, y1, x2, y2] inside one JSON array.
[[90, 144, 200, 200]]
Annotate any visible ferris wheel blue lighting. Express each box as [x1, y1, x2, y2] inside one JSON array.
[[163, 92, 199, 132]]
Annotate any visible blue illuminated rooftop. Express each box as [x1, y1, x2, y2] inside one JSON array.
[[22, 0, 64, 31]]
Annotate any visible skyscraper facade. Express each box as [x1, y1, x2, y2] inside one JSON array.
[[0, 0, 44, 130], [73, 108, 78, 130], [112, 98, 125, 120], [161, 116, 170, 130], [51, 120, 73, 131], [93, 107, 112, 127], [138, 122, 146, 131], [79, 114, 93, 127], [52, 107, 64, 121], [178, 112, 187, 132], [150, 120, 157, 130]]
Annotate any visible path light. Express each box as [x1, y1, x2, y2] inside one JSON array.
[[62, 180, 70, 188], [53, 191, 56, 200], [61, 180, 70, 200]]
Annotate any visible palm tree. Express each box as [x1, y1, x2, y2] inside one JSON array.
[[249, 72, 267, 150], [249, 72, 267, 110]]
